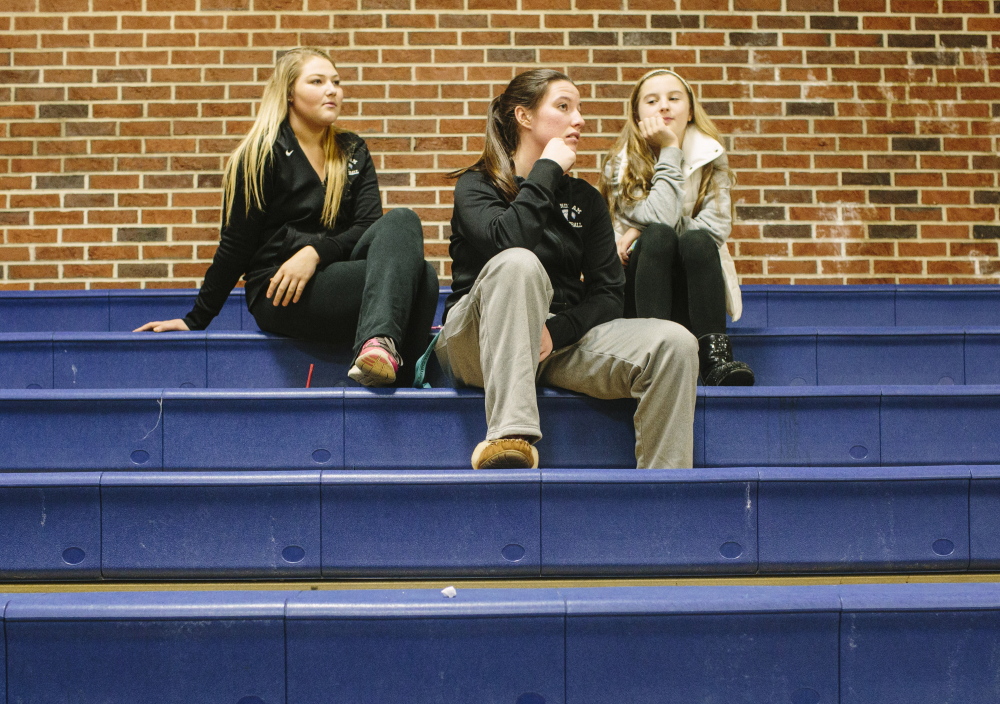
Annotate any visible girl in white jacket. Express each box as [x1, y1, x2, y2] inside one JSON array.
[[599, 69, 754, 386]]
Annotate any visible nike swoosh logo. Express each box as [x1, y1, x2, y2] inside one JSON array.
[[285, 150, 293, 156]]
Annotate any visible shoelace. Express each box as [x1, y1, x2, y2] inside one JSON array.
[[363, 336, 401, 367]]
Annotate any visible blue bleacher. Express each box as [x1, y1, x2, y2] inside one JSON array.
[[3, 286, 1000, 703], [0, 465, 995, 579], [6, 384, 1000, 469], [3, 584, 1000, 703], [5, 285, 1000, 332], [1, 326, 998, 388]]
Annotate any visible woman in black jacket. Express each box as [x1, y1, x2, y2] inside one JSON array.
[[136, 47, 437, 387], [438, 69, 699, 470]]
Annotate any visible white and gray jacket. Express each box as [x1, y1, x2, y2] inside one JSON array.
[[606, 126, 743, 321]]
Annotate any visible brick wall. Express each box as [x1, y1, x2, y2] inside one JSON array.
[[1, 1, 998, 290]]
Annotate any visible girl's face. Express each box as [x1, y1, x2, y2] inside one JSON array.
[[517, 80, 585, 154], [635, 73, 692, 145], [288, 56, 343, 130]]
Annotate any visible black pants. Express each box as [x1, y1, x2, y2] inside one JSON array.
[[625, 223, 726, 340], [248, 208, 439, 385]]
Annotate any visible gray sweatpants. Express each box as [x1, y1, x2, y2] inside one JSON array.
[[435, 248, 699, 469]]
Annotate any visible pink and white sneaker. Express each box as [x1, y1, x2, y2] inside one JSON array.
[[348, 336, 401, 387]]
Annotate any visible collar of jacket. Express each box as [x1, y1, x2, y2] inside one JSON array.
[[276, 119, 298, 153], [680, 125, 725, 177], [612, 124, 725, 183], [274, 120, 359, 158]]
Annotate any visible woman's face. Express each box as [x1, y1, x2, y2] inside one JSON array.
[[517, 79, 585, 154], [288, 56, 343, 130], [635, 73, 692, 145]]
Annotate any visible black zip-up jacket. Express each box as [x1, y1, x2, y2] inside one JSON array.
[[447, 158, 625, 350], [183, 122, 382, 330]]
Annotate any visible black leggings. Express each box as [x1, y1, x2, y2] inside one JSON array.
[[625, 223, 726, 340], [248, 208, 439, 385]]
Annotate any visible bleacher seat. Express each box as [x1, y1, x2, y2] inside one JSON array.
[[2, 465, 1000, 578], [3, 584, 1000, 703]]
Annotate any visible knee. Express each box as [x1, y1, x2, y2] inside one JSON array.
[[487, 247, 546, 280], [647, 320, 699, 367], [377, 208, 424, 251], [380, 207, 422, 235], [634, 223, 678, 261], [677, 230, 719, 268]]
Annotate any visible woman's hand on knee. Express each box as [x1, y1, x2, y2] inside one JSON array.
[[539, 323, 553, 362], [617, 227, 641, 266], [267, 245, 320, 307], [134, 319, 190, 332]]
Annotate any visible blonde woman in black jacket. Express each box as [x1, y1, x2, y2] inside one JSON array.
[[136, 47, 437, 387]]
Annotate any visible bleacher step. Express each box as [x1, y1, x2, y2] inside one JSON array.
[[4, 466, 998, 581], [5, 285, 1000, 332], [1, 326, 998, 388], [3, 583, 1000, 703], [2, 385, 998, 470]]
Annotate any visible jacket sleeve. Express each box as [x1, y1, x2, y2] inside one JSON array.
[[679, 154, 733, 245], [618, 146, 686, 230], [452, 159, 564, 259], [183, 164, 267, 330], [545, 187, 625, 350], [311, 141, 383, 265]]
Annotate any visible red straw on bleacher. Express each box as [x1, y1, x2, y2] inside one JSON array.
[[306, 363, 314, 388]]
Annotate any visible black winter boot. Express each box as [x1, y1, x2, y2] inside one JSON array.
[[698, 333, 755, 386]]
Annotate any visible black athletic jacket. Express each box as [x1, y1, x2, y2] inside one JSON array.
[[183, 122, 382, 330], [447, 158, 625, 350]]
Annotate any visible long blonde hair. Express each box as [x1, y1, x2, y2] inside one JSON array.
[[599, 68, 734, 221], [223, 46, 350, 228], [449, 69, 572, 202]]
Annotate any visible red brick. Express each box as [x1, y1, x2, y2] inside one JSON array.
[[0, 247, 31, 261], [36, 246, 85, 260], [821, 259, 871, 274], [847, 242, 895, 257], [1, 0, 37, 10], [769, 260, 818, 274], [0, 35, 38, 50], [382, 13, 431, 28], [900, 242, 947, 256], [37, 0, 86, 9], [142, 245, 193, 259], [928, 260, 977, 275], [173, 263, 211, 277], [307, 0, 357, 8], [64, 264, 114, 278], [7, 229, 59, 244], [88, 210, 140, 224], [10, 264, 60, 278], [874, 259, 923, 274], [11, 194, 60, 208], [841, 0, 885, 7], [924, 224, 972, 238], [947, 207, 997, 222], [835, 34, 883, 48], [858, 51, 909, 65], [14, 51, 64, 66]]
